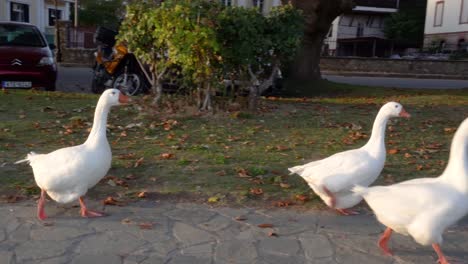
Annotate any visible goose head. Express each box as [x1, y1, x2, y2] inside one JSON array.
[[100, 89, 129, 107], [381, 102, 410, 118]]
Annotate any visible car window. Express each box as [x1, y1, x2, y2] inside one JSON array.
[[0, 24, 46, 47]]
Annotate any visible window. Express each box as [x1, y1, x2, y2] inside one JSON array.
[[10, 2, 29, 23], [356, 23, 364, 37], [0, 24, 46, 47], [253, 0, 264, 12], [434, 1, 444, 27], [461, 0, 468, 24], [220, 0, 231, 6], [48, 9, 62, 26]]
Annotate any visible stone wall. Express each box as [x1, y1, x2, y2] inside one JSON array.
[[320, 57, 468, 79]]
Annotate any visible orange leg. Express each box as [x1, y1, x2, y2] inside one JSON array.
[[37, 189, 47, 220], [432, 244, 450, 264], [378, 227, 393, 256], [79, 197, 105, 218]]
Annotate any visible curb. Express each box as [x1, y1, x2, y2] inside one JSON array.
[[321, 71, 468, 80]]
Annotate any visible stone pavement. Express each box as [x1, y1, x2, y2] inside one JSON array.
[[1, 200, 467, 264]]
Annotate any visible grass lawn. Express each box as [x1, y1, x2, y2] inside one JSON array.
[[0, 82, 467, 209]]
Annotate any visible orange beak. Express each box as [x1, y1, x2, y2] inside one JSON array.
[[399, 107, 411, 118], [118, 93, 130, 104]]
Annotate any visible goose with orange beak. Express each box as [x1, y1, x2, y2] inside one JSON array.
[[16, 89, 129, 220], [289, 102, 410, 215]]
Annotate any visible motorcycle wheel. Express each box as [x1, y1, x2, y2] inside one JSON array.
[[112, 71, 143, 96]]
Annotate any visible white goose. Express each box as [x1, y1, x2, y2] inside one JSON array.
[[289, 102, 410, 215], [353, 117, 468, 264], [16, 89, 129, 220]]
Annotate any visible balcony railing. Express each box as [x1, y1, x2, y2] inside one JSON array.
[[354, 0, 399, 9]]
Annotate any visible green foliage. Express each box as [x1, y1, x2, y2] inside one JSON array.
[[78, 0, 124, 28], [384, 0, 426, 46], [117, 1, 303, 108]]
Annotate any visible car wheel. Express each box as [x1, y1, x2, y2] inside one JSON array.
[[113, 71, 144, 96]]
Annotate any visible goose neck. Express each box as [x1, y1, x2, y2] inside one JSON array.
[[84, 100, 110, 146], [364, 110, 389, 156], [441, 127, 468, 192]]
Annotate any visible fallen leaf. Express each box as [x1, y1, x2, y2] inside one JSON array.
[[125, 174, 137, 180], [268, 231, 278, 237], [121, 218, 132, 224], [208, 196, 220, 203], [279, 183, 290, 189], [416, 165, 424, 171], [138, 222, 154, 230], [120, 131, 128, 137], [102, 196, 123, 206], [404, 153, 412, 158], [134, 157, 144, 168], [235, 216, 247, 221], [238, 168, 251, 178], [137, 191, 147, 198], [295, 194, 309, 202], [216, 170, 226, 176], [274, 200, 294, 207], [444, 127, 456, 134], [250, 188, 263, 195], [276, 145, 289, 151], [258, 223, 274, 228], [160, 153, 175, 159], [388, 149, 399, 155]]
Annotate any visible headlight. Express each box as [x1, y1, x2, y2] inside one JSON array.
[[37, 57, 55, 66]]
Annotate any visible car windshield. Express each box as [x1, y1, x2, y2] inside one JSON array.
[[0, 24, 46, 47]]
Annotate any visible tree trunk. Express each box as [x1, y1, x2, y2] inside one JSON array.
[[201, 82, 212, 111], [285, 0, 355, 82], [248, 85, 258, 112]]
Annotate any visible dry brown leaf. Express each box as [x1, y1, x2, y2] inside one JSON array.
[[137, 191, 147, 198], [276, 145, 289, 151], [235, 216, 247, 221], [279, 183, 290, 189], [134, 157, 144, 168], [250, 188, 263, 195], [388, 149, 399, 155], [138, 222, 154, 230], [416, 165, 424, 171], [295, 194, 309, 202], [404, 153, 412, 158], [268, 232, 278, 237], [274, 200, 294, 207], [444, 127, 456, 133], [258, 223, 274, 228], [102, 196, 123, 206], [120, 131, 128, 137], [216, 170, 226, 176], [238, 168, 251, 178], [160, 153, 175, 159]]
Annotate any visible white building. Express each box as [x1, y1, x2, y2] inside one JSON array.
[[223, 0, 281, 14], [423, 0, 468, 51], [0, 0, 74, 43], [324, 0, 400, 57]]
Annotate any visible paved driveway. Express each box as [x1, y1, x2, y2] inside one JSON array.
[[1, 200, 467, 264]]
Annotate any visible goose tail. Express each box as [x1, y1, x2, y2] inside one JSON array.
[[14, 152, 38, 165]]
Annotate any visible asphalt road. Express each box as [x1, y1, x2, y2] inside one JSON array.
[[56, 65, 94, 93], [56, 66, 468, 93], [324, 75, 468, 89]]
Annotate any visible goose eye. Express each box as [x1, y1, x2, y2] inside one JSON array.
[[395, 105, 399, 108], [111, 92, 116, 95]]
